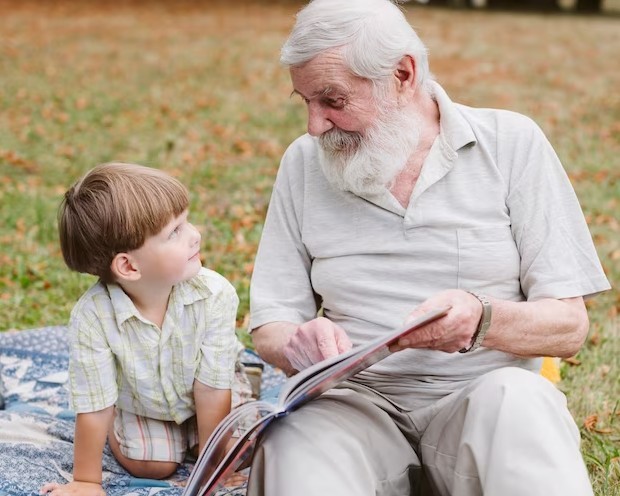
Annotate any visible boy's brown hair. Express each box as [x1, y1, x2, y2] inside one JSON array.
[[58, 162, 189, 283]]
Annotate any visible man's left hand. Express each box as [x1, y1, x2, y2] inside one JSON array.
[[390, 289, 484, 353]]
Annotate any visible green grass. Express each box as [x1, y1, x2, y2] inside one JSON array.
[[0, 1, 618, 492]]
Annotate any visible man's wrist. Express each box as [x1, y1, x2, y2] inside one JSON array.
[[459, 292, 492, 353]]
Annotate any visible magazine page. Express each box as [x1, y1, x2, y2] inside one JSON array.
[[182, 401, 275, 496], [183, 402, 280, 496], [183, 306, 449, 495], [282, 306, 450, 411]]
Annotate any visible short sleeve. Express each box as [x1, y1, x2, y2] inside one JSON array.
[[195, 278, 241, 389], [68, 304, 117, 413], [249, 137, 321, 331], [501, 117, 610, 300]]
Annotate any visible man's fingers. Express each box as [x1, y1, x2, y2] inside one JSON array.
[[403, 304, 433, 326], [286, 318, 352, 370], [334, 325, 353, 353], [315, 327, 340, 360]]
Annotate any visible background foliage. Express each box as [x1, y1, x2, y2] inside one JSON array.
[[0, 1, 618, 493]]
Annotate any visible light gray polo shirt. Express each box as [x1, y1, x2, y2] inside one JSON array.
[[250, 82, 609, 406]]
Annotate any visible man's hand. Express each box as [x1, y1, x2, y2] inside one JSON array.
[[390, 289, 483, 353], [284, 317, 352, 371], [40, 481, 105, 496]]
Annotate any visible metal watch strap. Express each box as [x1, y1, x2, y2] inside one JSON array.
[[459, 292, 492, 353]]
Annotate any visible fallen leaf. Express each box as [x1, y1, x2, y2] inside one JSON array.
[[593, 427, 612, 434], [583, 414, 598, 432], [563, 356, 581, 366]]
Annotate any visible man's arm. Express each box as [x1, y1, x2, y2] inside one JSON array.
[[393, 290, 589, 358], [193, 379, 232, 455], [253, 317, 352, 375], [484, 295, 588, 357], [252, 322, 298, 375], [255, 291, 588, 371], [40, 407, 113, 495]]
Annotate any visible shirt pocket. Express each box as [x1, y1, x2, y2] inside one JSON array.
[[302, 200, 360, 259], [456, 226, 521, 294]]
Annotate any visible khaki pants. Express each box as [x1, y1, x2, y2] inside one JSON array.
[[247, 367, 593, 496]]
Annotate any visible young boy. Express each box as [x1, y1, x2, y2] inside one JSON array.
[[41, 162, 251, 496]]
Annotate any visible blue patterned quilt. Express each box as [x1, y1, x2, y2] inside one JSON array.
[[0, 326, 285, 496]]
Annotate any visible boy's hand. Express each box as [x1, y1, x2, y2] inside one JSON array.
[[40, 481, 106, 495]]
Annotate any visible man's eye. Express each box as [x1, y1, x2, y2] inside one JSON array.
[[325, 98, 345, 109]]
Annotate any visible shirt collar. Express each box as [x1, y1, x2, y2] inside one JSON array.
[[173, 269, 213, 307], [107, 283, 146, 328], [107, 269, 212, 329], [429, 81, 477, 153]]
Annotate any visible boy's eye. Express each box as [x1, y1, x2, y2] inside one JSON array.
[[170, 225, 182, 238]]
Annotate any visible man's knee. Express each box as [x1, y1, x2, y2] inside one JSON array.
[[466, 366, 579, 442], [473, 366, 565, 407]]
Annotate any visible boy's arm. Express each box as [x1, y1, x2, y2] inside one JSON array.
[[193, 379, 231, 455], [40, 407, 114, 495], [74, 407, 115, 483]]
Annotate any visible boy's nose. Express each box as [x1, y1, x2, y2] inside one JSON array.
[[189, 223, 201, 245]]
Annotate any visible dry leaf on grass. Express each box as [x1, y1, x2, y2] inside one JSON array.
[[563, 356, 582, 366], [583, 414, 598, 431]]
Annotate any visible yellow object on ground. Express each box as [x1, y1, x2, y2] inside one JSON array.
[[540, 356, 561, 383]]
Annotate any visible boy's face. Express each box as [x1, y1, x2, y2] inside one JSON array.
[[129, 209, 202, 287]]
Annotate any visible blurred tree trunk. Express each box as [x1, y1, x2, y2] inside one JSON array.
[[576, 0, 602, 12]]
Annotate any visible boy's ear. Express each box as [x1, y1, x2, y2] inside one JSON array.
[[110, 253, 141, 282]]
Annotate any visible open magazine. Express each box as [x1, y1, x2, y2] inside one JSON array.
[[182, 306, 450, 496]]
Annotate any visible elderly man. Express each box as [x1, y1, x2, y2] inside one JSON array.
[[248, 0, 610, 495]]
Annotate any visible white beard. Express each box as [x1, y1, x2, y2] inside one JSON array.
[[317, 104, 422, 197]]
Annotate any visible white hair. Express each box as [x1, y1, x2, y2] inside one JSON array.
[[281, 0, 433, 93]]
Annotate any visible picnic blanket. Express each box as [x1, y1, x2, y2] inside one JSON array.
[[0, 326, 286, 496]]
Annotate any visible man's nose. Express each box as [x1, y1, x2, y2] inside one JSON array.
[[307, 103, 333, 137]]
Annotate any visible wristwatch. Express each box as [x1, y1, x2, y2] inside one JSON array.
[[459, 292, 492, 353]]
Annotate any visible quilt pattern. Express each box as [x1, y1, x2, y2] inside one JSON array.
[[0, 326, 285, 496]]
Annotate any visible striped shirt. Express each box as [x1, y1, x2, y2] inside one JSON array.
[[68, 267, 242, 424]]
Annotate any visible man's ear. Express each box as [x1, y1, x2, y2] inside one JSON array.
[[394, 55, 416, 94], [110, 253, 141, 282]]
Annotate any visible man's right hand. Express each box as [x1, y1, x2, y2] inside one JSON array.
[[40, 481, 105, 496], [284, 317, 352, 371]]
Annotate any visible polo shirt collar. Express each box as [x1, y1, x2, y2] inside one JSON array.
[[355, 82, 476, 215], [430, 81, 477, 153]]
